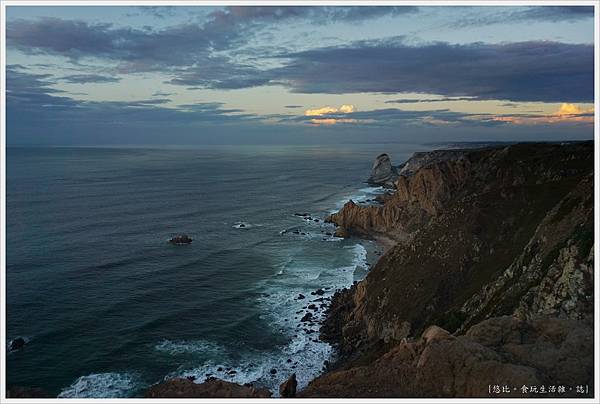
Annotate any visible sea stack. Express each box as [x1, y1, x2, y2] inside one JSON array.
[[367, 153, 398, 188]]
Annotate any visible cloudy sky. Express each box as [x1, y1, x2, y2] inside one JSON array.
[[5, 5, 596, 145]]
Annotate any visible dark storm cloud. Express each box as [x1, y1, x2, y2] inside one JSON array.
[[7, 7, 417, 68], [7, 18, 216, 68], [6, 67, 259, 142], [6, 66, 76, 110], [7, 10, 593, 102], [167, 57, 271, 89], [59, 74, 121, 84], [270, 40, 593, 102]]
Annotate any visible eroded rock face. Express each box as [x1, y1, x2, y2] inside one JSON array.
[[145, 378, 271, 398], [323, 143, 593, 355], [279, 373, 297, 398], [318, 142, 593, 396], [367, 153, 398, 188], [303, 316, 593, 398], [458, 173, 594, 331], [328, 149, 472, 240]]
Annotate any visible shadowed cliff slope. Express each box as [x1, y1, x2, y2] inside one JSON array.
[[312, 142, 594, 398]]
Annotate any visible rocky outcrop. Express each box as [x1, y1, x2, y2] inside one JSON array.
[[457, 172, 594, 332], [315, 142, 594, 397], [279, 373, 297, 397], [367, 153, 398, 188], [145, 378, 271, 398], [303, 316, 593, 398], [169, 234, 192, 245], [327, 149, 473, 239], [9, 337, 26, 351]]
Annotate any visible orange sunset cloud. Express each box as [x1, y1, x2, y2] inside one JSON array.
[[305, 104, 356, 125], [493, 103, 594, 125]]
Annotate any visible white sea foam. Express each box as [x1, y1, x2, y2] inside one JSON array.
[[170, 243, 368, 396], [58, 372, 136, 398], [155, 339, 225, 356], [330, 186, 387, 213]]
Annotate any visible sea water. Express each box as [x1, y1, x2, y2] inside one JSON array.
[[6, 144, 427, 397]]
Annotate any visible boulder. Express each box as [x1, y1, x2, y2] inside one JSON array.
[[301, 312, 313, 322], [9, 337, 25, 351], [302, 316, 593, 398], [279, 373, 297, 398]]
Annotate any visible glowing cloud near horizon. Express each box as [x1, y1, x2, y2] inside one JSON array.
[[304, 104, 356, 117], [492, 103, 594, 125], [304, 104, 357, 125]]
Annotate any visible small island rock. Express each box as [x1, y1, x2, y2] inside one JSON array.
[[169, 234, 192, 245]]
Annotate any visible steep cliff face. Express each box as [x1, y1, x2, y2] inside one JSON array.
[[327, 149, 473, 239], [316, 142, 594, 397]]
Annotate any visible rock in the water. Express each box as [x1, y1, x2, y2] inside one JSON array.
[[300, 312, 313, 322], [279, 373, 297, 398], [367, 153, 398, 188], [169, 234, 192, 245], [9, 337, 25, 351], [297, 294, 305, 300], [145, 378, 271, 398]]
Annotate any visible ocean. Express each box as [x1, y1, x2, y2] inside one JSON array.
[[6, 144, 428, 397]]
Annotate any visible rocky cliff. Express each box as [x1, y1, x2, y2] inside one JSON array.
[[367, 153, 399, 188], [314, 142, 594, 398], [303, 316, 593, 398]]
